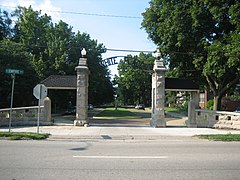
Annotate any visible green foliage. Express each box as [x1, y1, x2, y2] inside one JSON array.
[[165, 91, 177, 107], [176, 101, 189, 115], [96, 108, 141, 119], [223, 91, 240, 101], [0, 9, 12, 40], [165, 107, 181, 113], [196, 134, 240, 141], [0, 6, 114, 107], [206, 99, 214, 110], [142, 0, 240, 110], [115, 53, 154, 106], [0, 132, 49, 140], [0, 39, 38, 107]]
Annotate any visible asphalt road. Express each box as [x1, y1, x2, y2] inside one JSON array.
[[0, 139, 240, 180]]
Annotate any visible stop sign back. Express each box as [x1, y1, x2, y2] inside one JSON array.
[[33, 84, 48, 99]]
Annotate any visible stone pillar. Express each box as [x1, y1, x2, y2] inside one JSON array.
[[43, 97, 51, 122], [188, 100, 197, 127], [150, 52, 166, 127], [191, 91, 200, 107], [74, 49, 89, 126]]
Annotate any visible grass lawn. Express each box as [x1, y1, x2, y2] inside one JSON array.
[[95, 108, 141, 119], [196, 134, 240, 141], [165, 107, 188, 116], [165, 107, 182, 113], [0, 132, 50, 140]]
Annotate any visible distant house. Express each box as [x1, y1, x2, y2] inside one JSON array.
[[41, 75, 77, 90], [165, 78, 200, 106], [40, 75, 77, 113], [198, 84, 240, 111]]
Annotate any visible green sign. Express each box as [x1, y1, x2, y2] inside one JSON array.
[[5, 69, 24, 75]]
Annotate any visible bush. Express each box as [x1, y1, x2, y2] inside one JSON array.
[[0, 132, 50, 140], [206, 99, 214, 110]]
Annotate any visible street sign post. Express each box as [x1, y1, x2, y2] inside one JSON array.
[[5, 68, 24, 132], [33, 84, 48, 134]]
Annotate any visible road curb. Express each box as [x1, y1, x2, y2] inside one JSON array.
[[47, 134, 196, 142]]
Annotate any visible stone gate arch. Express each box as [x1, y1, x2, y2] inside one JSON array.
[[41, 49, 200, 127]]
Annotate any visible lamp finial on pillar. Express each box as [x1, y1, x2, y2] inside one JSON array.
[[79, 48, 87, 66]]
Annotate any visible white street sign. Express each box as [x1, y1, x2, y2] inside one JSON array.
[[33, 84, 48, 99]]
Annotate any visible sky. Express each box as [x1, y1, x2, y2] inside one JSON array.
[[0, 0, 156, 76]]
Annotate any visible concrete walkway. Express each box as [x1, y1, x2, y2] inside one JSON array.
[[1, 110, 239, 141], [165, 112, 187, 127], [1, 125, 240, 141]]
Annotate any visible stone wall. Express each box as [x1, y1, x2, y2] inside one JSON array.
[[0, 98, 52, 127], [194, 109, 240, 130]]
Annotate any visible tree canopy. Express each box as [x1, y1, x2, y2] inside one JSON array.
[[0, 7, 114, 108], [142, 0, 240, 110], [0, 39, 38, 107], [0, 9, 12, 40], [115, 53, 154, 106]]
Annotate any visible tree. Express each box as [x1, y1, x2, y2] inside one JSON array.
[[116, 53, 154, 106], [72, 32, 114, 105], [12, 7, 52, 79], [0, 6, 114, 108], [11, 7, 114, 106], [0, 39, 38, 108], [0, 9, 12, 40], [142, 0, 240, 110], [44, 20, 75, 77]]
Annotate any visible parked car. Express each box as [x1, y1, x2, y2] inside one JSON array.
[[234, 108, 240, 113], [88, 104, 94, 110], [64, 106, 76, 115], [64, 104, 93, 114], [135, 104, 145, 110]]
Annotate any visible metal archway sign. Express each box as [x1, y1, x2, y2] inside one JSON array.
[[100, 56, 127, 66]]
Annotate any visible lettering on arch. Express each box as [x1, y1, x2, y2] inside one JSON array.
[[100, 56, 127, 67]]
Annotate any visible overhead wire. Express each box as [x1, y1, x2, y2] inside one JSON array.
[[0, 5, 239, 57], [106, 48, 153, 53], [0, 41, 238, 58], [0, 41, 154, 53], [0, 5, 142, 19]]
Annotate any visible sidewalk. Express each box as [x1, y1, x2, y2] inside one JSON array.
[[1, 125, 240, 141], [1, 110, 239, 141]]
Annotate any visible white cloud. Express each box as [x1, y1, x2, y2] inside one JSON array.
[[38, 0, 62, 22], [1, 0, 18, 10], [1, 0, 62, 22], [18, 0, 36, 8]]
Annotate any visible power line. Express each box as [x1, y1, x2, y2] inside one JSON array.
[[106, 48, 153, 53], [0, 41, 153, 53], [0, 5, 142, 19], [46, 10, 142, 19], [0, 42, 239, 57]]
